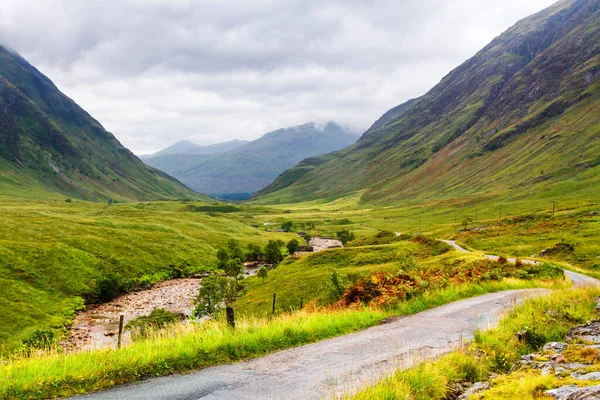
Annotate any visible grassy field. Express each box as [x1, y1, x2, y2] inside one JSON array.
[[2, 192, 598, 353], [0, 197, 294, 352], [350, 286, 600, 400]]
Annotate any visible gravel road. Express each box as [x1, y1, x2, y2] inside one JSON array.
[[73, 243, 600, 400]]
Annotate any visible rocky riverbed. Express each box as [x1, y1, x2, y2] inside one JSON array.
[[61, 278, 201, 352]]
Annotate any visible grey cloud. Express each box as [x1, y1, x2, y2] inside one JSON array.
[[0, 0, 557, 154]]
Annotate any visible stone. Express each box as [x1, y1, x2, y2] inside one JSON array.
[[572, 371, 600, 381], [546, 385, 579, 399], [545, 342, 568, 352], [566, 385, 600, 400], [458, 382, 490, 399]]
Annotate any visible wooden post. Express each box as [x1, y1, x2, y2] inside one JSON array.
[[300, 298, 303, 310], [117, 314, 124, 349], [226, 306, 235, 328], [272, 293, 276, 314]]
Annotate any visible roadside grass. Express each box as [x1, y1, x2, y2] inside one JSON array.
[[0, 276, 565, 400], [349, 286, 600, 400]]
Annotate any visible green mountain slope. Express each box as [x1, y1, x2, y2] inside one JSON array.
[[143, 122, 359, 197], [256, 0, 600, 205], [0, 45, 205, 201]]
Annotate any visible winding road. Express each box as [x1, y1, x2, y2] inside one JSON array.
[[74, 244, 600, 400]]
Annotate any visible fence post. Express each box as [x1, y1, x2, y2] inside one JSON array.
[[272, 293, 276, 314], [300, 297, 303, 310], [226, 306, 235, 328], [117, 314, 124, 349]]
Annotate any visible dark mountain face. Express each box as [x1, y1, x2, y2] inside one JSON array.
[[0, 45, 202, 201], [143, 122, 360, 197], [256, 0, 600, 205]]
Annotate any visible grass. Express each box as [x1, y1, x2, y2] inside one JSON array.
[[0, 197, 294, 352], [0, 276, 564, 400], [349, 286, 600, 400]]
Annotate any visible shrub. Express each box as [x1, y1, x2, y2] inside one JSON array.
[[126, 309, 182, 340], [336, 229, 356, 245], [21, 329, 55, 351], [286, 239, 300, 254]]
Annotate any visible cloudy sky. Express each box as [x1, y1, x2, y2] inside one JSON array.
[[0, 0, 557, 155]]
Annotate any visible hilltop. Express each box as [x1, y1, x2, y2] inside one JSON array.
[[0, 45, 204, 202], [143, 122, 360, 199], [256, 0, 600, 206]]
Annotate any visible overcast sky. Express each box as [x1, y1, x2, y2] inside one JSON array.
[[0, 0, 557, 155]]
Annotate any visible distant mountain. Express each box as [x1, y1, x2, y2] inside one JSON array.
[[143, 122, 360, 198], [140, 139, 249, 159], [0, 44, 206, 201], [256, 0, 600, 205]]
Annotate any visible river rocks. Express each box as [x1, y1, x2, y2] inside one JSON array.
[[61, 278, 202, 352], [308, 238, 343, 252]]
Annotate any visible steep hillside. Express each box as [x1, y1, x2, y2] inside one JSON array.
[[257, 0, 600, 205], [144, 122, 359, 198], [0, 45, 204, 201], [140, 139, 248, 159]]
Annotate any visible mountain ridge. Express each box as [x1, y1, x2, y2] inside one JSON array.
[[143, 121, 360, 198], [255, 0, 600, 205], [0, 44, 205, 201]]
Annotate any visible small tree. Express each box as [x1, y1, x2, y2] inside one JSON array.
[[216, 248, 230, 267], [462, 217, 474, 230], [304, 233, 312, 243], [227, 239, 244, 261], [336, 229, 355, 245], [281, 220, 294, 232], [246, 243, 263, 261], [193, 275, 238, 318], [257, 266, 268, 283], [225, 258, 244, 283], [286, 239, 300, 254], [264, 240, 284, 265]]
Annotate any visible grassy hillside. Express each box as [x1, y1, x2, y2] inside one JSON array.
[[0, 197, 293, 352], [256, 0, 600, 206], [144, 122, 359, 197], [0, 45, 203, 202]]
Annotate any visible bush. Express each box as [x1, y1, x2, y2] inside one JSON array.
[[286, 239, 300, 254], [94, 274, 123, 303], [126, 309, 182, 340], [336, 229, 355, 245], [21, 329, 55, 351]]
